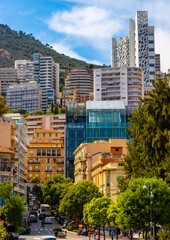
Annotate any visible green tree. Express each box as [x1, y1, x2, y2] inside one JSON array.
[[107, 201, 119, 240], [3, 194, 25, 230], [0, 96, 8, 117], [30, 177, 43, 204], [0, 182, 25, 231], [84, 196, 111, 240], [0, 220, 8, 240], [117, 178, 170, 240], [31, 176, 40, 184], [124, 77, 170, 182], [41, 174, 73, 208], [33, 110, 44, 116], [59, 108, 66, 114], [59, 180, 103, 225]]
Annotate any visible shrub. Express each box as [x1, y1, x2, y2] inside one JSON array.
[[65, 225, 78, 231], [53, 227, 63, 232], [157, 229, 169, 240]]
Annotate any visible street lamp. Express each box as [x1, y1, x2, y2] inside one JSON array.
[[143, 181, 154, 239]]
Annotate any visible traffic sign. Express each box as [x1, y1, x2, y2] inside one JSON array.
[[109, 229, 116, 237]]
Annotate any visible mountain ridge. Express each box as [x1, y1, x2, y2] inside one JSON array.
[[0, 24, 101, 69]]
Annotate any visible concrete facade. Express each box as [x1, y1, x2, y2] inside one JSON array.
[[94, 67, 144, 106], [0, 68, 18, 96], [15, 60, 33, 83], [6, 81, 42, 112]]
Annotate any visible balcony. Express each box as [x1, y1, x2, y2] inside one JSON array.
[[57, 170, 64, 173], [0, 167, 11, 172], [57, 161, 64, 164], [45, 170, 52, 172], [28, 170, 40, 172], [28, 162, 40, 164]]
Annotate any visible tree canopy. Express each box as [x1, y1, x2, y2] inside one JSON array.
[[124, 77, 170, 182], [41, 174, 73, 208], [0, 97, 8, 117], [0, 182, 25, 230], [59, 180, 103, 220], [117, 177, 170, 235]]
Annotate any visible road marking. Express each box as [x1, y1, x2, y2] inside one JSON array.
[[33, 238, 40, 240]]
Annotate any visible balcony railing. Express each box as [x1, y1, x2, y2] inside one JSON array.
[[0, 167, 11, 172], [28, 170, 40, 172], [45, 170, 52, 172], [28, 162, 40, 164], [57, 170, 64, 173]]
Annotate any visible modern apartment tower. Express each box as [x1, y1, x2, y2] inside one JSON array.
[[15, 60, 33, 83], [94, 67, 144, 106], [111, 11, 155, 89], [6, 81, 42, 112], [64, 67, 93, 103], [33, 53, 59, 110]]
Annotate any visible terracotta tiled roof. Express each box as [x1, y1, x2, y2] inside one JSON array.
[[0, 145, 15, 154]]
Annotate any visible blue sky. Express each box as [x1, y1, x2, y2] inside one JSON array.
[[0, 0, 169, 71]]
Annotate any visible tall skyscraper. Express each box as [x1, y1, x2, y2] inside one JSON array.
[[33, 53, 59, 110], [111, 11, 155, 90]]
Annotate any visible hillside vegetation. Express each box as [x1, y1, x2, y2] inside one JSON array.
[[0, 24, 97, 69]]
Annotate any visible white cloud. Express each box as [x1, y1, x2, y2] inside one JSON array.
[[47, 0, 170, 70], [48, 6, 124, 41], [52, 42, 102, 65]]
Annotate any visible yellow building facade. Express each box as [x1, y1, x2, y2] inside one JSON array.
[[26, 129, 64, 184], [74, 139, 127, 201]]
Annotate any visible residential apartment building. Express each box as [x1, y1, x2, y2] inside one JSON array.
[[6, 81, 42, 112], [65, 103, 86, 179], [94, 67, 144, 106], [26, 114, 66, 141], [0, 145, 17, 185], [65, 67, 93, 103], [26, 129, 64, 184], [155, 54, 161, 72], [74, 139, 127, 201], [86, 101, 127, 143], [0, 68, 17, 96], [33, 53, 59, 110], [62, 89, 76, 108], [0, 114, 27, 196], [111, 11, 155, 91], [15, 60, 33, 83]]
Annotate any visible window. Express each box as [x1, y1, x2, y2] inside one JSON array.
[[53, 159, 56, 163], [56, 133, 58, 137], [121, 73, 125, 75], [115, 148, 119, 151], [42, 166, 44, 171], [122, 97, 126, 99], [53, 166, 56, 171], [47, 159, 50, 163], [37, 133, 39, 137], [49, 133, 51, 137], [118, 163, 123, 166], [107, 175, 110, 187], [43, 133, 45, 137]]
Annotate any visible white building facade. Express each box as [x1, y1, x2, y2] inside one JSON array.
[[15, 60, 34, 83], [111, 11, 155, 90], [94, 67, 144, 106]]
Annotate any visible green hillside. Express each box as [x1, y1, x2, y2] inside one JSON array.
[[0, 24, 95, 69]]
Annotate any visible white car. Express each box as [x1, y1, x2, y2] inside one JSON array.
[[41, 236, 57, 240], [45, 217, 52, 224]]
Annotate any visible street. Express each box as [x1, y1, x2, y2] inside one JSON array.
[[19, 218, 88, 240]]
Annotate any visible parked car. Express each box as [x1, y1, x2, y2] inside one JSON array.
[[45, 217, 52, 224], [39, 213, 46, 220], [41, 236, 57, 240], [30, 214, 37, 223]]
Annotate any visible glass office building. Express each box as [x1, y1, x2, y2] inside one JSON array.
[[65, 103, 86, 179], [86, 101, 126, 143]]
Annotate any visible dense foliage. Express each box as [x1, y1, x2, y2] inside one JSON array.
[[0, 182, 25, 231], [117, 178, 170, 237], [59, 180, 103, 221], [124, 77, 170, 182], [41, 174, 73, 208], [0, 220, 8, 240], [0, 24, 100, 69]]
